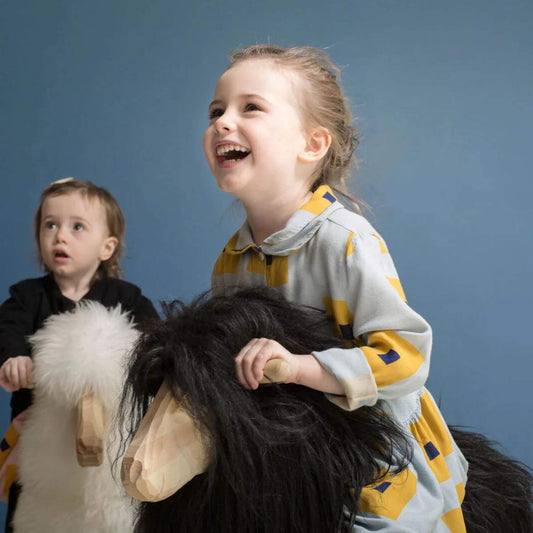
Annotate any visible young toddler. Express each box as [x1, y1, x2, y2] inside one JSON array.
[[0, 178, 159, 532]]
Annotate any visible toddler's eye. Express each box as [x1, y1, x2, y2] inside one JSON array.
[[73, 223, 84, 231], [209, 108, 224, 120], [44, 221, 57, 230]]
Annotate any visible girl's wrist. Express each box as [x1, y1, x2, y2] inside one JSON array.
[[293, 354, 344, 395], [292, 354, 315, 385]]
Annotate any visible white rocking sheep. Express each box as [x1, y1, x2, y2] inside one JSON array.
[[13, 302, 139, 533]]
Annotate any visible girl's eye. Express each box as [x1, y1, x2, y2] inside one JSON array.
[[244, 103, 260, 112], [209, 108, 224, 120], [44, 221, 57, 230], [73, 223, 84, 231]]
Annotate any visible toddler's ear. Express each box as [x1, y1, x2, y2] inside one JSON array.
[[99, 236, 118, 261], [298, 127, 332, 164]]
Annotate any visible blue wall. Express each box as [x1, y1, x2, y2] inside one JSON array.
[[1, 0, 532, 521]]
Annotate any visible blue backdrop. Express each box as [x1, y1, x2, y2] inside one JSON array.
[[1, 0, 532, 522]]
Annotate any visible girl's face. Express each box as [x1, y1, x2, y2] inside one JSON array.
[[39, 192, 117, 285], [203, 59, 313, 207]]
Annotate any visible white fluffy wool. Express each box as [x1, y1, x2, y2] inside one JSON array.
[[13, 302, 140, 533]]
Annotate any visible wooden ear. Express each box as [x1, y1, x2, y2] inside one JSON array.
[[121, 381, 209, 502], [76, 393, 105, 467], [298, 127, 332, 164]]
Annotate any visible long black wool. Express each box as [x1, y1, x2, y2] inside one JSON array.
[[120, 288, 412, 533], [120, 288, 533, 533], [449, 427, 532, 533]]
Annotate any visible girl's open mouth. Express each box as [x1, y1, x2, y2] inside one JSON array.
[[54, 251, 70, 261], [216, 144, 250, 166]]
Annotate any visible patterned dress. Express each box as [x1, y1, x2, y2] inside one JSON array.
[[212, 185, 468, 532]]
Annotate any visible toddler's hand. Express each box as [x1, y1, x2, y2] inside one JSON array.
[[235, 338, 299, 390], [0, 356, 34, 392]]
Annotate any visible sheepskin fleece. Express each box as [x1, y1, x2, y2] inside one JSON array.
[[13, 301, 140, 533]]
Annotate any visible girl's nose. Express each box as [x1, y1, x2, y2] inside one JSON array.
[[55, 227, 68, 243], [214, 113, 235, 134]]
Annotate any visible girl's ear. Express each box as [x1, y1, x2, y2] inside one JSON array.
[[298, 127, 332, 164], [99, 236, 118, 261]]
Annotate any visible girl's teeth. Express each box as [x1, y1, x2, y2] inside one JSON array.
[[216, 145, 249, 156]]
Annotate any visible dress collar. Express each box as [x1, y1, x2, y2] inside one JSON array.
[[225, 185, 342, 256]]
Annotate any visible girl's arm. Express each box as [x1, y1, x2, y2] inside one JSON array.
[[0, 287, 35, 367], [234, 229, 431, 410], [103, 279, 160, 330], [216, 223, 431, 411], [0, 283, 37, 392], [311, 229, 432, 410], [131, 294, 160, 324]]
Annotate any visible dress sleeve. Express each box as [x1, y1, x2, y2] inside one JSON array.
[[312, 231, 432, 411], [210, 258, 225, 297], [0, 284, 36, 365]]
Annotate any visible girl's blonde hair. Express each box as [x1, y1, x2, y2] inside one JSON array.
[[34, 178, 125, 279], [228, 44, 362, 211]]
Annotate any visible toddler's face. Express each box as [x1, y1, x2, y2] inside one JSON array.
[[39, 192, 116, 283], [202, 59, 313, 206]]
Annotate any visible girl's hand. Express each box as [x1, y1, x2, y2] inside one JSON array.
[[235, 338, 299, 390], [0, 356, 34, 392]]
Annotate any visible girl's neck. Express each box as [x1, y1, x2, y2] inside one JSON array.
[[244, 189, 313, 245], [53, 272, 96, 302]]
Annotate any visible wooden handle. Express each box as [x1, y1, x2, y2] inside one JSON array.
[[259, 359, 292, 384], [121, 382, 209, 502], [76, 393, 105, 467]]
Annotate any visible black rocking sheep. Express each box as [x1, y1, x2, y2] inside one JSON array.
[[119, 288, 532, 533]]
